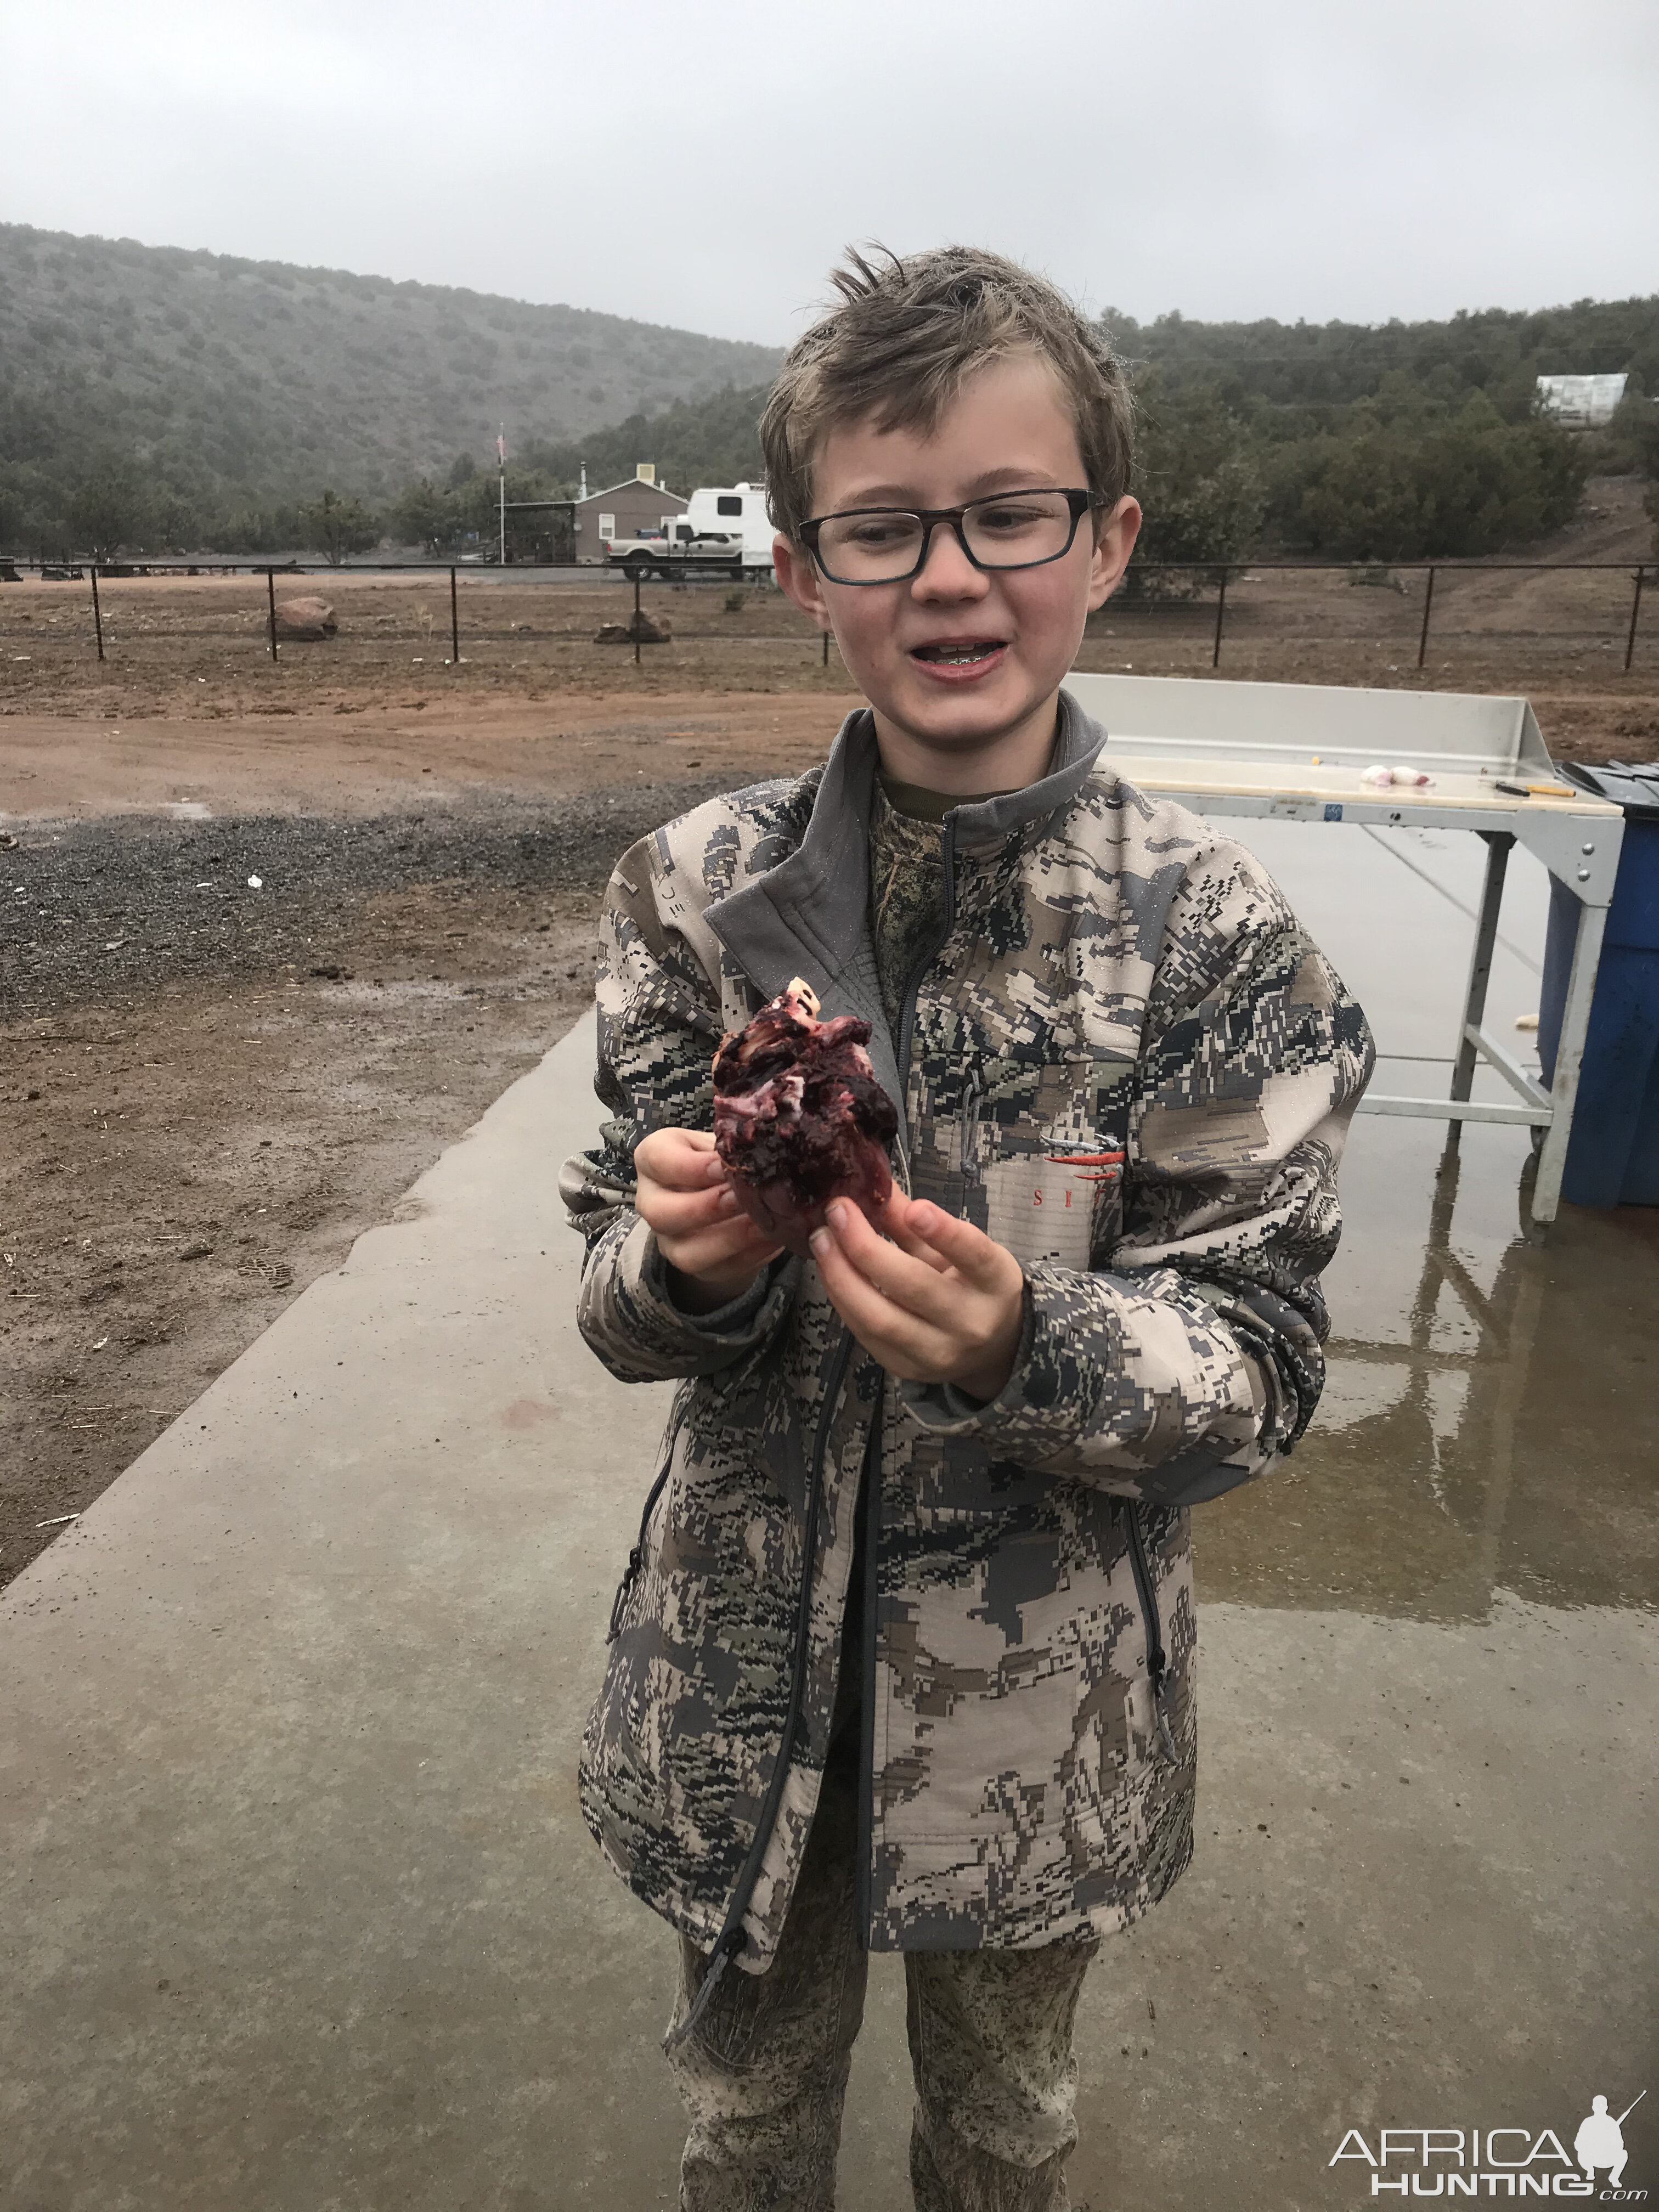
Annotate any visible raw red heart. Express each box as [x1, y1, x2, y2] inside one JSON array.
[[712, 977, 898, 1256]]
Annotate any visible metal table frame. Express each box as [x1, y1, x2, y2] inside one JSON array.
[[1064, 674, 1626, 1225]]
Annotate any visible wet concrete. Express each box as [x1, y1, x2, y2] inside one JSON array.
[[3, 814, 1655, 2211]]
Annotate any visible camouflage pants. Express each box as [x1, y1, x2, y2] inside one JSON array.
[[665, 1722, 1100, 2211]]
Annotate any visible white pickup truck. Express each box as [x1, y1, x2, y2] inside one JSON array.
[[605, 483, 775, 582], [605, 525, 747, 582]]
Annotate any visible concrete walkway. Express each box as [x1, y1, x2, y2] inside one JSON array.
[[5, 819, 1655, 2211]]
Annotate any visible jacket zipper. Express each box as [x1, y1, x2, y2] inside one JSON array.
[[607, 1395, 687, 1642], [855, 814, 964, 1943], [668, 795, 960, 2029], [894, 817, 959, 1099], [1123, 1501, 1181, 1768], [664, 1326, 855, 2050], [853, 1379, 885, 1946]]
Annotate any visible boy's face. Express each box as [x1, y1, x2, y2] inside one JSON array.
[[775, 355, 1139, 788]]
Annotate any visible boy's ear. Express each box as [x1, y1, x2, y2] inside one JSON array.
[[774, 533, 831, 629], [1087, 497, 1142, 612]]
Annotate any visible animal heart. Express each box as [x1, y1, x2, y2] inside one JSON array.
[[712, 978, 898, 1256]]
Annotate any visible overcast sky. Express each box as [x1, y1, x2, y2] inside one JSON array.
[[2, 0, 1654, 346]]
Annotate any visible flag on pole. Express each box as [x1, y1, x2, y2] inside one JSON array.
[[497, 431, 507, 468]]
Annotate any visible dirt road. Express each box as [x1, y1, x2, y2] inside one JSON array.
[[0, 691, 855, 821]]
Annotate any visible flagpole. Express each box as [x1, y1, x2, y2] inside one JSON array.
[[497, 425, 507, 568]]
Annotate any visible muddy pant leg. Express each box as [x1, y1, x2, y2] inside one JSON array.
[[905, 1932, 1100, 2212], [665, 1735, 867, 2212]]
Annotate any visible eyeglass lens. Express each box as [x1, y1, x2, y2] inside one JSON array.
[[814, 492, 1080, 582]]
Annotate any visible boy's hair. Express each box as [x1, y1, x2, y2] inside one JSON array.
[[759, 244, 1135, 544]]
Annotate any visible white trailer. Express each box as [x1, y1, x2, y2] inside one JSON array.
[[684, 483, 776, 579], [605, 483, 777, 583]]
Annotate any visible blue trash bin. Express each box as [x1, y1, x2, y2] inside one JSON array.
[[1538, 761, 1659, 1206]]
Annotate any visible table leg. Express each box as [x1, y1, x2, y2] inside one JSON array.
[[1531, 896, 1609, 1225], [1448, 833, 1513, 1128]]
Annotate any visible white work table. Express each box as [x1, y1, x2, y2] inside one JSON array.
[[1065, 673, 1624, 1225]]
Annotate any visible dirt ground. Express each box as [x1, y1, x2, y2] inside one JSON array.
[[0, 780, 752, 1587], [3, 472, 1654, 769], [3, 482, 1657, 1585]]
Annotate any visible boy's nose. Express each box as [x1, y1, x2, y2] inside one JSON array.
[[910, 522, 989, 599]]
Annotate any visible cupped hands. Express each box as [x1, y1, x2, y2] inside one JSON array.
[[634, 1126, 786, 1313], [809, 1191, 1025, 1402]]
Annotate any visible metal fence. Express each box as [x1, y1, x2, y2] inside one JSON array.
[[1125, 558, 1652, 673], [2, 555, 1652, 681]]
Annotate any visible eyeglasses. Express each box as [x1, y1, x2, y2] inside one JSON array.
[[799, 488, 1101, 586]]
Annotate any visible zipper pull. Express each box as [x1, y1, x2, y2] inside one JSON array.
[[663, 1926, 748, 2051], [957, 1055, 983, 1192], [607, 1547, 643, 1642], [1152, 1696, 1180, 1769], [1124, 1498, 1181, 1768]]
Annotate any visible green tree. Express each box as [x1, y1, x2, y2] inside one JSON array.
[[66, 454, 155, 561], [301, 487, 379, 565], [1273, 391, 1585, 560], [1126, 377, 1265, 596], [390, 477, 453, 550], [1598, 381, 1659, 480]]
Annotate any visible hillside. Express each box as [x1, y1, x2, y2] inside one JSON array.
[[0, 224, 782, 516], [1108, 297, 1659, 414], [2, 224, 1654, 564]]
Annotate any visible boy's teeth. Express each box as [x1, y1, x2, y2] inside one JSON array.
[[918, 642, 997, 663]]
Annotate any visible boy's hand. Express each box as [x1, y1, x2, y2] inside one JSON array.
[[809, 1193, 1025, 1402], [634, 1126, 785, 1312]]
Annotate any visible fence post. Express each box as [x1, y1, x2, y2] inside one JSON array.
[[633, 570, 642, 667], [450, 566, 459, 664], [266, 568, 279, 662], [1626, 566, 1645, 673], [1211, 566, 1228, 668], [90, 566, 105, 663], [1417, 566, 1436, 668], [821, 628, 829, 668]]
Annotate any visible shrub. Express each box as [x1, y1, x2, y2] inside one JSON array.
[[300, 488, 379, 565], [1268, 392, 1586, 560]]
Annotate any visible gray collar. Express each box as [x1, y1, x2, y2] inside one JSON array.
[[703, 689, 1107, 1138], [706, 687, 1106, 1008]]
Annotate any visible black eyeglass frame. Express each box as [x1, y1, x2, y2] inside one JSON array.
[[798, 487, 1103, 586]]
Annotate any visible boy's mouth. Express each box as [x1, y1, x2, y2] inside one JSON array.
[[909, 638, 1006, 668]]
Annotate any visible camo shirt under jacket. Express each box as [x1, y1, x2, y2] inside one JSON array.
[[560, 691, 1373, 1977]]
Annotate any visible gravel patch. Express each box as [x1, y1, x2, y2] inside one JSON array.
[[2, 777, 733, 1018]]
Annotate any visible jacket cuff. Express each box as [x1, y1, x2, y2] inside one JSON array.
[[653, 1238, 783, 1333], [616, 1214, 795, 1367], [899, 1276, 1038, 1432], [898, 1262, 1262, 1470]]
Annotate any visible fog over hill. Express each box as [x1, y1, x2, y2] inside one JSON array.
[[0, 224, 783, 511], [1, 222, 1654, 567]]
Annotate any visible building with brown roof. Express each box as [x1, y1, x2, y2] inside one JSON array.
[[572, 466, 689, 563]]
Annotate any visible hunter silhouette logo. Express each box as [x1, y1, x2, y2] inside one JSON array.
[[1330, 2089, 1646, 2197], [1576, 2095, 1644, 2192]]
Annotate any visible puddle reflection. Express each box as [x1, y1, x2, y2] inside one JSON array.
[[1196, 1121, 1659, 1618]]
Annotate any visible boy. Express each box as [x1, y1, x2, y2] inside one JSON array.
[[562, 246, 1373, 2211]]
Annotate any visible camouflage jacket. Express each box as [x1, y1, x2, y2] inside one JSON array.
[[560, 691, 1373, 1983]]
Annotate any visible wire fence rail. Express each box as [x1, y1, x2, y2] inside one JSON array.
[[1122, 558, 1653, 672], [2, 555, 1654, 679]]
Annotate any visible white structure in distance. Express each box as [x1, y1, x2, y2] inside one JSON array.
[[1535, 373, 1629, 428], [682, 483, 777, 574]]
